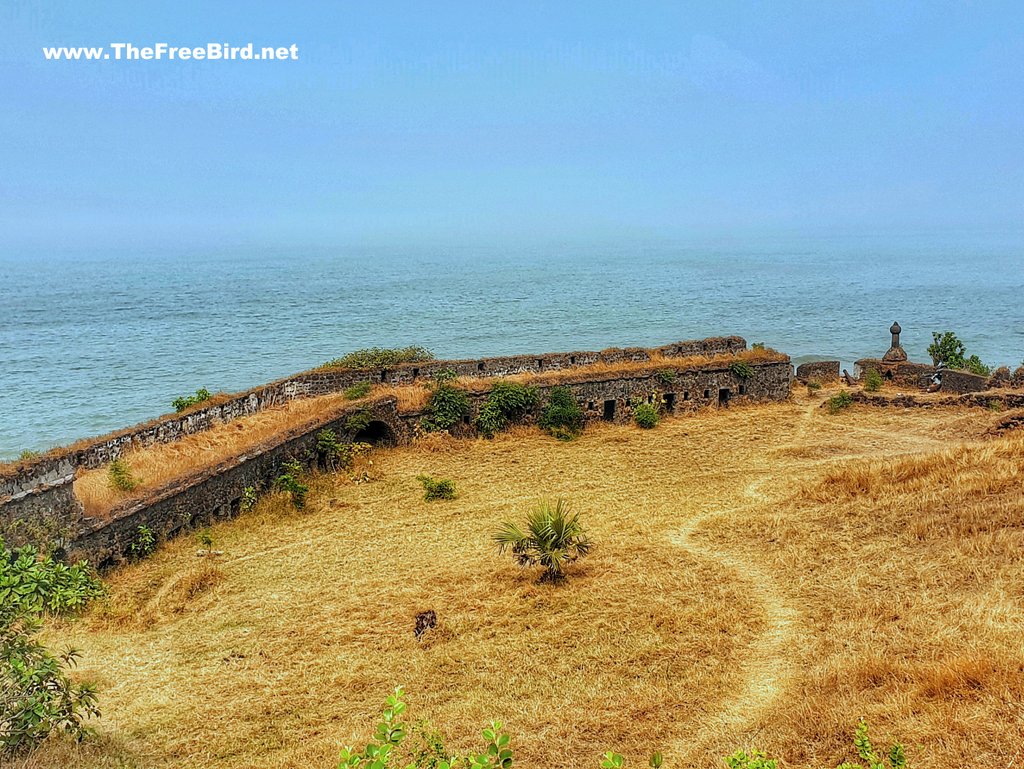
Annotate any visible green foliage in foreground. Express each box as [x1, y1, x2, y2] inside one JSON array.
[[417, 475, 457, 502], [172, 387, 212, 413], [863, 368, 884, 393], [494, 499, 591, 582], [827, 390, 854, 414], [1, 540, 104, 755], [927, 331, 990, 375], [323, 347, 435, 370], [476, 381, 539, 437], [538, 386, 584, 440], [339, 691, 909, 769]]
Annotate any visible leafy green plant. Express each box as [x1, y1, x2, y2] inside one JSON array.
[[316, 429, 347, 470], [1, 540, 104, 754], [323, 346, 434, 370], [806, 381, 822, 395], [17, 450, 40, 461], [172, 387, 212, 412], [729, 361, 754, 380], [494, 499, 592, 582], [275, 459, 309, 509], [476, 382, 539, 437], [240, 485, 258, 512], [423, 372, 471, 432], [346, 409, 374, 434], [344, 382, 373, 400], [827, 391, 854, 414], [654, 369, 677, 386], [928, 331, 989, 374], [196, 529, 214, 549], [538, 386, 584, 440], [725, 749, 778, 769], [633, 402, 660, 429], [863, 368, 883, 392], [129, 525, 156, 559], [107, 458, 139, 492], [417, 475, 457, 502], [751, 342, 766, 350], [835, 719, 907, 769], [336, 688, 514, 769]]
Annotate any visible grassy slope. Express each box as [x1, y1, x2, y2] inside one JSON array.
[[23, 392, 1024, 768]]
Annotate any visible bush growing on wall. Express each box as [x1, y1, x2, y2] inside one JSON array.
[[322, 346, 434, 370], [476, 381, 539, 437], [423, 371, 471, 432], [1, 540, 104, 755], [172, 388, 212, 412], [729, 361, 754, 380], [538, 386, 584, 440], [344, 382, 372, 400], [927, 331, 990, 375], [274, 459, 309, 509]]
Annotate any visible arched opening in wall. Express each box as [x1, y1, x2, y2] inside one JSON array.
[[353, 420, 396, 447], [602, 400, 616, 421], [718, 388, 731, 407], [663, 393, 675, 412]]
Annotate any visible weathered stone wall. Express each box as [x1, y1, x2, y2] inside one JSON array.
[[795, 361, 840, 383], [939, 369, 989, 394], [63, 356, 790, 567], [1, 336, 746, 482]]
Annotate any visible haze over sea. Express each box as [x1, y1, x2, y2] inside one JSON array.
[[2, 230, 1022, 460]]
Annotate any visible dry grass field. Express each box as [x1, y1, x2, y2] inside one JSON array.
[[20, 390, 1024, 769]]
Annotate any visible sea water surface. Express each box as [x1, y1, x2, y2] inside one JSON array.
[[1, 233, 1022, 460]]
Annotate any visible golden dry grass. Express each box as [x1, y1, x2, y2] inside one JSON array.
[[25, 390, 1024, 768], [72, 386, 426, 518]]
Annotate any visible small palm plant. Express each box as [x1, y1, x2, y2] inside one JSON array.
[[494, 499, 592, 582]]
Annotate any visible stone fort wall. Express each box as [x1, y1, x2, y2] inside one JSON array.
[[0, 336, 790, 566]]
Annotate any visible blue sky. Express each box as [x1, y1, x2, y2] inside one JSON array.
[[2, 1, 1022, 250]]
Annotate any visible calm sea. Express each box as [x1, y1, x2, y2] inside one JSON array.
[[2, 233, 1022, 460]]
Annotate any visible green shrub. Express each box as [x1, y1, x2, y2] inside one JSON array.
[[129, 525, 156, 559], [417, 475, 457, 502], [315, 429, 347, 470], [345, 409, 373, 434], [274, 459, 309, 509], [344, 381, 373, 400], [806, 381, 822, 395], [863, 368, 883, 392], [322, 346, 434, 370], [494, 499, 591, 582], [751, 342, 766, 350], [107, 458, 139, 492], [423, 372, 471, 432], [538, 386, 584, 440], [17, 450, 40, 461], [654, 369, 677, 386], [0, 541, 104, 754], [172, 387, 212, 412], [725, 749, 777, 769], [240, 485, 258, 512], [633, 402, 660, 429], [928, 330, 990, 374], [834, 719, 907, 769], [476, 381, 539, 437], [729, 361, 754, 380], [827, 390, 854, 414]]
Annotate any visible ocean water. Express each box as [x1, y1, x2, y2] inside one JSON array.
[[1, 233, 1022, 460]]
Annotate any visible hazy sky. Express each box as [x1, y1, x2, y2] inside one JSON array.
[[2, 1, 1022, 250]]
